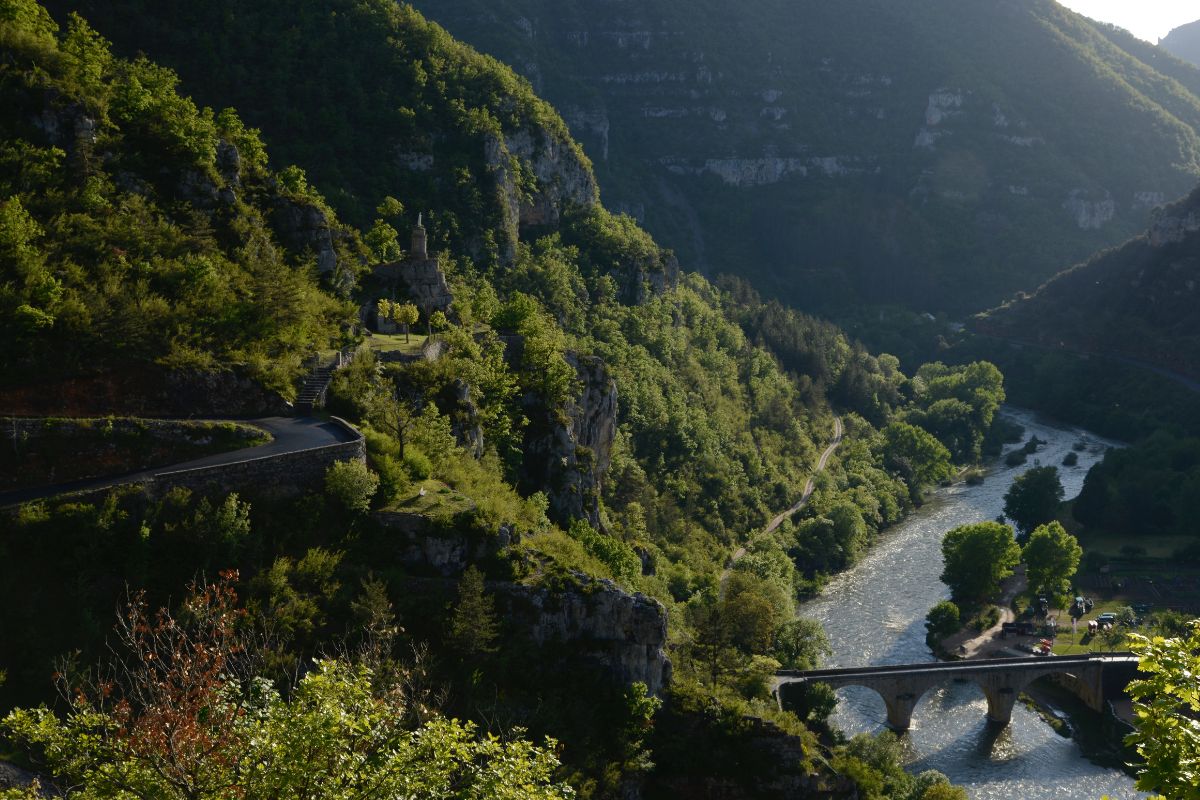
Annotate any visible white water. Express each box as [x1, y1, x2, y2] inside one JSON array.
[[799, 408, 1143, 799]]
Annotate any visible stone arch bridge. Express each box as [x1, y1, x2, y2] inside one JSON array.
[[774, 653, 1138, 731]]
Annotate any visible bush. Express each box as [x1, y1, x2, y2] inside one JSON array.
[[372, 454, 411, 503], [403, 448, 434, 480], [324, 459, 379, 513], [1062, 451, 1079, 466], [1004, 449, 1028, 467]]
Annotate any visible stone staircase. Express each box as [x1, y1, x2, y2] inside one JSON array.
[[295, 348, 354, 416]]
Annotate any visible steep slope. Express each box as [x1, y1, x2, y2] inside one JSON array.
[[0, 3, 357, 394], [973, 184, 1200, 380], [1162, 20, 1200, 67], [42, 0, 599, 268], [349, 0, 1200, 315]]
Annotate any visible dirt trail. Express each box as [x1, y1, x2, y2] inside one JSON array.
[[722, 416, 843, 587]]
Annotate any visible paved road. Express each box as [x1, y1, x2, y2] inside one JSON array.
[[722, 416, 844, 586], [0, 417, 357, 507]]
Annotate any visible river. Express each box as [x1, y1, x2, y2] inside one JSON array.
[[799, 408, 1142, 799]]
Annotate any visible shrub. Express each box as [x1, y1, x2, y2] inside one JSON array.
[[324, 459, 379, 513], [372, 454, 411, 503], [403, 448, 434, 480]]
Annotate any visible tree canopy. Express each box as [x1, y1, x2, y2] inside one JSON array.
[[1126, 620, 1200, 799], [940, 521, 1021, 604], [1021, 521, 1081, 601], [1003, 466, 1065, 537]]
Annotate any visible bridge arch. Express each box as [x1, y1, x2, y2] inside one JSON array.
[[774, 654, 1131, 731]]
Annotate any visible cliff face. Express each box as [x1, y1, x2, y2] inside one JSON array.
[[409, 0, 1200, 314], [975, 185, 1200, 379], [498, 578, 671, 695], [520, 353, 618, 528], [47, 0, 599, 272]]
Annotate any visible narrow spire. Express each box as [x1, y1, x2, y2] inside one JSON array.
[[417, 211, 423, 228]]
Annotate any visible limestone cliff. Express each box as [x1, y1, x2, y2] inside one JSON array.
[[409, 0, 1200, 313], [520, 352, 618, 528], [497, 577, 671, 695], [484, 128, 599, 262]]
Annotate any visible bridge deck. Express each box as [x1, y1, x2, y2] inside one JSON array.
[[777, 652, 1136, 682]]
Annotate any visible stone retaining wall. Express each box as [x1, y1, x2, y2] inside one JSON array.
[[151, 417, 364, 499]]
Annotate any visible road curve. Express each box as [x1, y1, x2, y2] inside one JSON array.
[[0, 417, 358, 507], [722, 416, 844, 587]]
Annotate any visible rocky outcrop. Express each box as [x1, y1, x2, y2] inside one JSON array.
[[373, 513, 513, 577], [484, 127, 598, 261], [372, 256, 454, 313], [1149, 188, 1200, 246], [497, 577, 671, 695], [271, 199, 340, 275], [520, 353, 617, 528]]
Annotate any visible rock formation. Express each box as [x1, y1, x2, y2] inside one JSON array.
[[520, 353, 618, 528]]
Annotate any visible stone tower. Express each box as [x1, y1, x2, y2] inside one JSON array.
[[411, 212, 428, 259]]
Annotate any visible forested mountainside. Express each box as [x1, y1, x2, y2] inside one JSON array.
[[1162, 20, 1200, 67], [289, 0, 1200, 316], [1, 2, 999, 797], [974, 184, 1200, 381]]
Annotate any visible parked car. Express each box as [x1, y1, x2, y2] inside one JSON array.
[[1096, 612, 1117, 625]]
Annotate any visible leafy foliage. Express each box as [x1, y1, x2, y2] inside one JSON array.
[[1021, 521, 1082, 601], [1126, 620, 1200, 800], [0, 2, 355, 391], [1003, 466, 1064, 537], [0, 579, 574, 800], [940, 521, 1021, 604]]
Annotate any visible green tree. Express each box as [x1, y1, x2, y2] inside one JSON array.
[[925, 600, 961, 647], [376, 297, 394, 327], [0, 578, 571, 800], [940, 521, 1020, 603], [365, 218, 402, 262], [1021, 521, 1082, 601], [1126, 620, 1200, 799], [393, 301, 419, 343], [771, 618, 831, 671], [448, 566, 499, 656], [1003, 466, 1064, 537], [324, 459, 379, 513], [883, 421, 954, 488], [429, 309, 449, 332]]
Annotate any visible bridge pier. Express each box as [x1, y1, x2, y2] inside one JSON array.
[[883, 691, 918, 731], [983, 686, 1019, 725]]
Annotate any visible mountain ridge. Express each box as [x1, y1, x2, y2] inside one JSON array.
[[397, 0, 1200, 314], [1162, 19, 1200, 67]]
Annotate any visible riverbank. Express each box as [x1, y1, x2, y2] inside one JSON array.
[[800, 407, 1138, 799]]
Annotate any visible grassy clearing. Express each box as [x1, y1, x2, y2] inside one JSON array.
[[366, 332, 428, 355], [384, 479, 476, 518]]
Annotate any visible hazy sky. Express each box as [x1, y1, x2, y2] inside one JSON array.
[[1055, 0, 1198, 43]]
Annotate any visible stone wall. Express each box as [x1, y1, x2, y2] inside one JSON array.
[[151, 417, 364, 499]]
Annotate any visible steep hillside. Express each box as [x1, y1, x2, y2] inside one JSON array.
[[973, 184, 1200, 380], [325, 0, 1200, 315], [1162, 20, 1200, 67], [0, 2, 358, 394], [43, 0, 599, 268]]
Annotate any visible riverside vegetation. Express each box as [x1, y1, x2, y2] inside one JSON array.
[[0, 2, 1011, 797]]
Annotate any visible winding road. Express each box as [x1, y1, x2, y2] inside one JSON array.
[[723, 416, 843, 585], [0, 416, 358, 507]]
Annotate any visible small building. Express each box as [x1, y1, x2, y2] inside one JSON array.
[[369, 214, 453, 332]]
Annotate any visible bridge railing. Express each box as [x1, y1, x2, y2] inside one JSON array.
[[776, 652, 1137, 680]]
